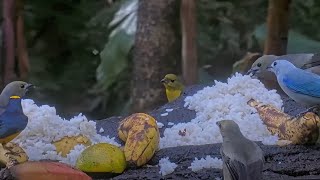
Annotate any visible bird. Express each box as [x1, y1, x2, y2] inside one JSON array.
[[0, 81, 34, 114], [216, 120, 264, 180], [267, 60, 320, 115], [0, 95, 28, 145], [246, 54, 320, 91], [161, 74, 184, 102]]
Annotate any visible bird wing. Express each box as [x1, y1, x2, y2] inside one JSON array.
[[0, 116, 14, 139], [220, 148, 247, 180], [282, 69, 320, 98], [247, 159, 264, 180], [0, 113, 27, 139], [300, 53, 320, 69]]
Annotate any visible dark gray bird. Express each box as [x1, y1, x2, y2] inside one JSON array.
[[216, 120, 264, 180], [0, 81, 34, 114]]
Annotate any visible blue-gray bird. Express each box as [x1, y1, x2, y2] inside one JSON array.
[[246, 54, 320, 92], [0, 81, 34, 114], [267, 60, 320, 114], [267, 60, 320, 105], [0, 96, 28, 144], [216, 120, 264, 180]]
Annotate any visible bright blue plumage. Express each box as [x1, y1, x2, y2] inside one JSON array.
[[268, 59, 320, 106], [282, 69, 320, 98], [0, 97, 28, 143]]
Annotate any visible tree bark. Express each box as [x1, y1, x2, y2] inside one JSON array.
[[16, 0, 29, 81], [264, 0, 291, 55], [2, 0, 17, 86], [181, 0, 197, 86], [131, 0, 180, 112]]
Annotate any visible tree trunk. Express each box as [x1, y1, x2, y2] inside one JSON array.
[[131, 0, 180, 112], [2, 0, 17, 86], [16, 0, 29, 81], [264, 0, 291, 55], [181, 0, 197, 86]]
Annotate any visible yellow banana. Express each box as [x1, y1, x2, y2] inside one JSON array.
[[248, 99, 320, 144], [118, 113, 159, 167], [53, 135, 91, 157], [0, 142, 28, 167], [118, 114, 143, 142], [118, 113, 158, 142]]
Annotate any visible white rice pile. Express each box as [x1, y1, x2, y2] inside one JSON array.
[[13, 99, 120, 166], [160, 73, 282, 149], [189, 156, 223, 171], [10, 73, 282, 172], [157, 122, 165, 128], [158, 157, 178, 176]]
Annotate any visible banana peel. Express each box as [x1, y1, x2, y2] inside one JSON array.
[[0, 142, 28, 168], [118, 113, 160, 167], [76, 143, 126, 173], [53, 135, 91, 157], [248, 99, 320, 145], [118, 114, 141, 142]]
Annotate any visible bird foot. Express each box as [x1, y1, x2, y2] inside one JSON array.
[[295, 106, 320, 118]]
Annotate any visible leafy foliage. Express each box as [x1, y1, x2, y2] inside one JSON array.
[[7, 0, 320, 118], [95, 30, 134, 92], [291, 0, 320, 41], [22, 0, 121, 118], [90, 0, 137, 116], [93, 0, 137, 93]]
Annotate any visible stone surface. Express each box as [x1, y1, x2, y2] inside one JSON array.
[[93, 83, 320, 180], [0, 78, 317, 180]]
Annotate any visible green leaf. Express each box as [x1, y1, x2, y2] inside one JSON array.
[[95, 30, 134, 91]]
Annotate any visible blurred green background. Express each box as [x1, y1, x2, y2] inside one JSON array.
[[3, 0, 320, 119]]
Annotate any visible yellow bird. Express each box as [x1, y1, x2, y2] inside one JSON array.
[[161, 74, 184, 102]]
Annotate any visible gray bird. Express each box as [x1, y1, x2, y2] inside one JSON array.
[[0, 81, 34, 114], [246, 53, 320, 92], [216, 120, 264, 180], [247, 53, 320, 77]]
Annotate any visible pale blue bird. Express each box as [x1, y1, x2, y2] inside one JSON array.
[[267, 59, 320, 116]]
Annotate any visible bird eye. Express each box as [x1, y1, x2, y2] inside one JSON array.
[[20, 84, 25, 88], [171, 79, 175, 83], [257, 63, 261, 67], [273, 62, 277, 66]]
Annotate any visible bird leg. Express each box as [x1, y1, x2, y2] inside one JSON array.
[[295, 106, 320, 118]]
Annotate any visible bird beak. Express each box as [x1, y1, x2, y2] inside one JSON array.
[[161, 78, 167, 83], [246, 68, 258, 76], [26, 83, 35, 90], [266, 66, 273, 71]]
